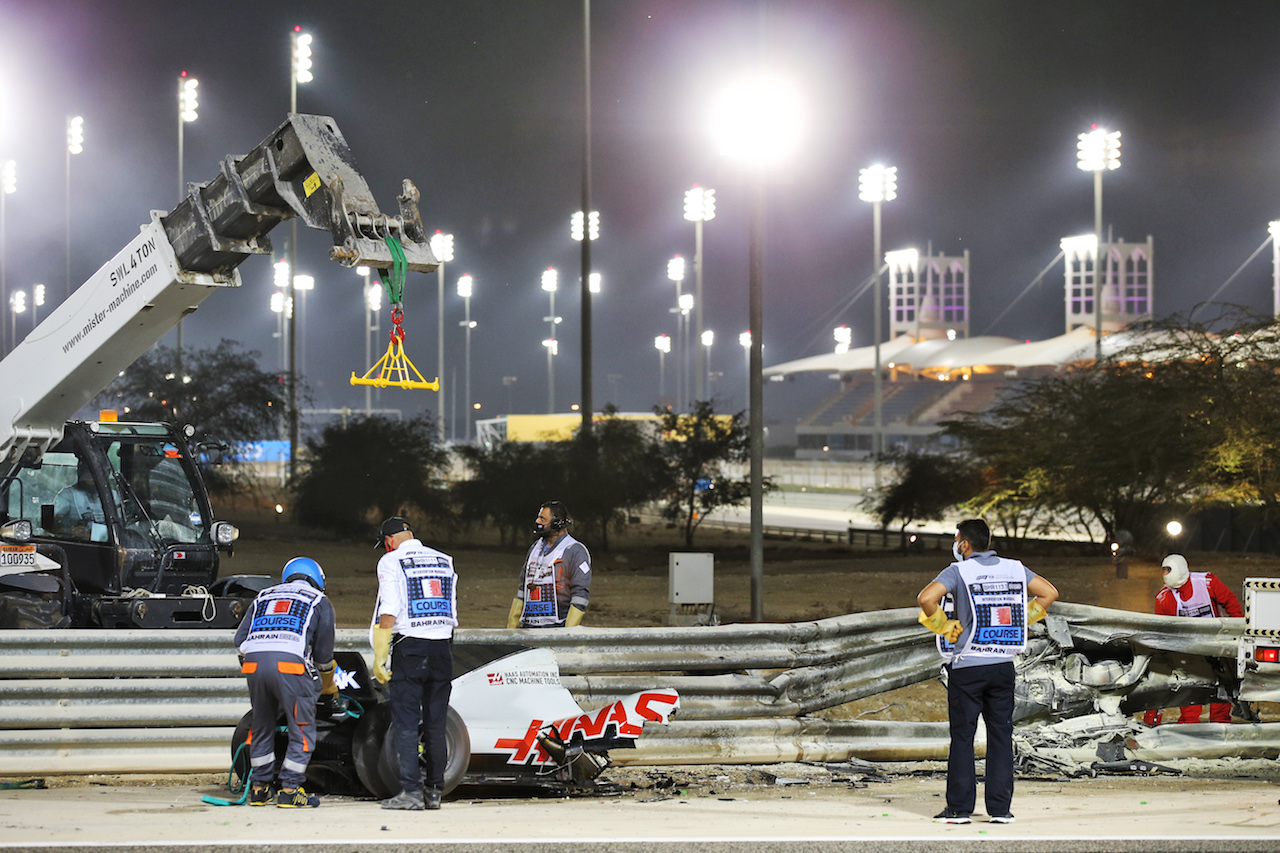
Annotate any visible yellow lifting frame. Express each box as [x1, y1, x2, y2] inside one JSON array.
[[350, 337, 440, 391]]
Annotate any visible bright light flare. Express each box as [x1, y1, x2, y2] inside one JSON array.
[[2, 160, 15, 195], [1060, 234, 1099, 255], [273, 259, 290, 289], [10, 290, 25, 313], [885, 248, 918, 271], [1166, 520, 1183, 537], [542, 338, 558, 355], [456, 273, 473, 298], [701, 329, 715, 347], [33, 283, 44, 306], [678, 293, 694, 313], [293, 274, 315, 291], [588, 272, 601, 294], [709, 73, 803, 167], [541, 267, 558, 292], [739, 331, 752, 348], [654, 334, 671, 354]]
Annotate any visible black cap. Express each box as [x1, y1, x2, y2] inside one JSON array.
[[375, 516, 412, 548]]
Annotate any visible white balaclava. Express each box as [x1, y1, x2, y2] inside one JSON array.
[[1162, 553, 1190, 589]]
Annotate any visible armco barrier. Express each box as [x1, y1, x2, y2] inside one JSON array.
[[0, 603, 1257, 776]]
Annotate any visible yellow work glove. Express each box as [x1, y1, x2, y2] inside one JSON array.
[[565, 605, 585, 627], [507, 597, 523, 629], [1028, 599, 1048, 625], [318, 660, 337, 695], [919, 607, 962, 643], [372, 627, 393, 684]]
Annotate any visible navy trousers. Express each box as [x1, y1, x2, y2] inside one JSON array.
[[388, 636, 453, 794], [945, 660, 1015, 816]]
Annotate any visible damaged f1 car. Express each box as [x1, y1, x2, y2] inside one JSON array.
[[231, 644, 679, 798]]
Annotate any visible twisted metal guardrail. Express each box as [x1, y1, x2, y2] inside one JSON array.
[[0, 603, 1267, 776]]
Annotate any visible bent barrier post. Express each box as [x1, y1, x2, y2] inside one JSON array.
[[0, 603, 1277, 775]]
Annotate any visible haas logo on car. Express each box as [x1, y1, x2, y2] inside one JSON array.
[[493, 689, 679, 766]]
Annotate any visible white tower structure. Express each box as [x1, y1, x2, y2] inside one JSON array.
[[1061, 234, 1153, 335], [887, 248, 970, 341]]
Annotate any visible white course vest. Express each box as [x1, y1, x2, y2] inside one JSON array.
[[1174, 573, 1215, 619], [395, 548, 458, 636], [521, 534, 575, 627], [937, 556, 1029, 660], [238, 580, 323, 659]]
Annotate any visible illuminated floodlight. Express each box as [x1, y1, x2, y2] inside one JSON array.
[[884, 248, 918, 271], [1060, 234, 1099, 255], [293, 274, 315, 291], [292, 29, 314, 84], [365, 284, 382, 312], [833, 325, 852, 353], [67, 116, 85, 154], [701, 330, 715, 347], [739, 331, 752, 348], [541, 267, 558, 292], [570, 210, 600, 241], [667, 255, 685, 283], [684, 185, 716, 222], [709, 72, 803, 166], [858, 164, 897, 203], [1077, 126, 1121, 172], [273, 259, 290, 289], [430, 230, 455, 263], [678, 293, 694, 314], [456, 273, 473, 298], [542, 338, 559, 355], [588, 272, 601, 294], [654, 334, 671, 354], [33, 284, 44, 306], [179, 75, 198, 123]]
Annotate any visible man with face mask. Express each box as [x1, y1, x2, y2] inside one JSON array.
[[507, 500, 591, 629], [1143, 553, 1242, 726], [917, 518, 1059, 825]]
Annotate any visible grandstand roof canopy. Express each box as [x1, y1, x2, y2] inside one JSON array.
[[764, 326, 1179, 377]]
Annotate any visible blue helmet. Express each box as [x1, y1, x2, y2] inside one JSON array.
[[282, 556, 325, 590]]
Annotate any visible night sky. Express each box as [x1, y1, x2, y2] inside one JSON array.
[[2, 1, 1280, 439]]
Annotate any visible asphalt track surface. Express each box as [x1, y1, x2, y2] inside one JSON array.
[[4, 775, 1280, 853]]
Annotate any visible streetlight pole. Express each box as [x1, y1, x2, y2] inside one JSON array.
[[288, 25, 313, 481], [176, 73, 198, 376], [542, 267, 558, 413], [684, 186, 716, 401], [859, 164, 897, 477], [431, 231, 455, 443], [710, 70, 803, 622], [739, 331, 751, 411], [1077, 126, 1121, 363], [579, 0, 595, 436], [457, 273, 475, 440], [66, 116, 84, 301], [31, 284, 44, 329], [357, 265, 378, 413]]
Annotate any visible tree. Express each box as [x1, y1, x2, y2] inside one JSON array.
[[560, 409, 670, 549], [942, 308, 1280, 548], [452, 441, 563, 546], [293, 414, 449, 537], [92, 340, 289, 497], [94, 340, 286, 445], [873, 451, 979, 547], [654, 400, 760, 548]]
